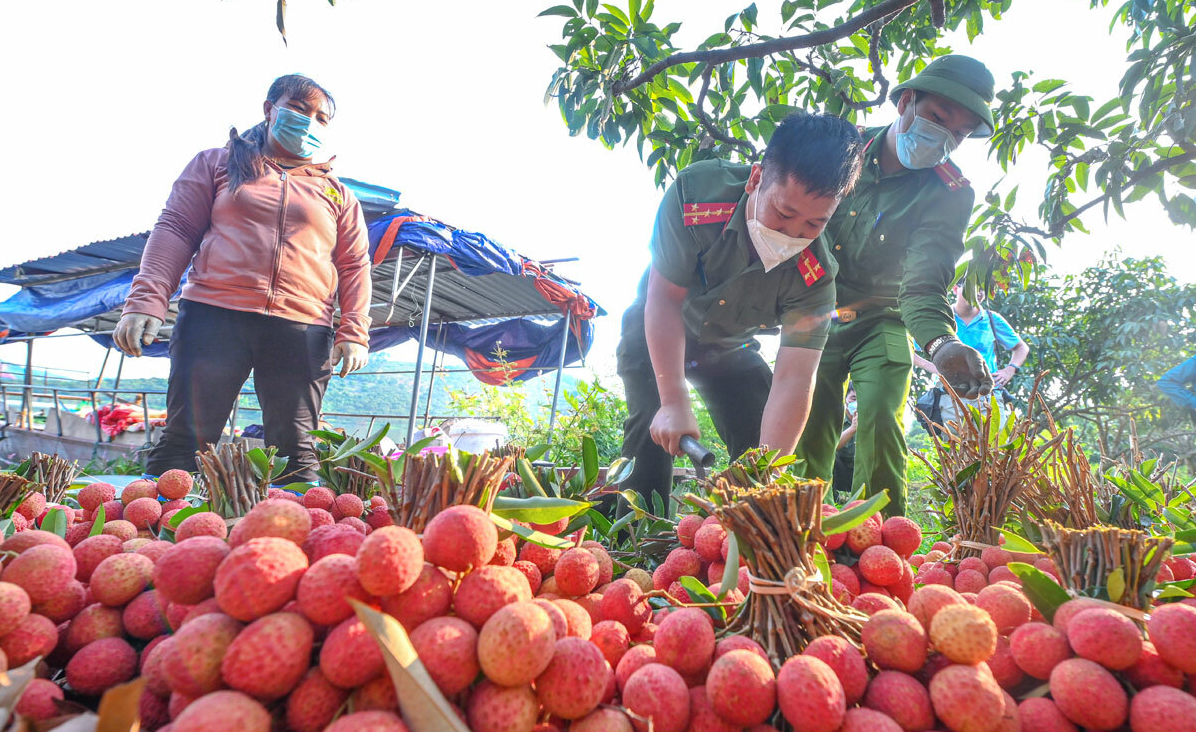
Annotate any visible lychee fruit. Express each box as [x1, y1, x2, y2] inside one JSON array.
[[355, 526, 423, 597], [840, 708, 904, 732], [466, 680, 539, 732], [228, 498, 312, 548], [65, 636, 137, 695], [221, 611, 313, 700], [929, 663, 1005, 732], [590, 619, 631, 668], [176, 512, 228, 541], [302, 486, 335, 511], [881, 516, 922, 558], [379, 562, 452, 630], [707, 648, 777, 727], [297, 554, 372, 626], [654, 607, 715, 675], [1050, 657, 1128, 729], [125, 496, 162, 530], [171, 690, 270, 732], [100, 519, 136, 541], [156, 469, 193, 499], [1, 543, 76, 604], [285, 668, 349, 732], [153, 535, 230, 605], [90, 552, 153, 606], [324, 711, 408, 732], [64, 603, 123, 653], [351, 674, 399, 713], [853, 592, 902, 616], [302, 523, 365, 562], [862, 610, 928, 673], [1125, 640, 1184, 690], [803, 635, 869, 706], [1128, 684, 1196, 732], [863, 670, 934, 732], [1066, 607, 1142, 670], [319, 617, 385, 689], [622, 663, 691, 732], [78, 482, 116, 511], [1146, 602, 1196, 673], [122, 590, 170, 639], [214, 537, 308, 621], [409, 616, 479, 697], [553, 598, 593, 639], [519, 542, 561, 575], [1016, 697, 1077, 732], [0, 581, 32, 637], [931, 603, 998, 664], [600, 578, 650, 634], [975, 583, 1031, 634], [0, 612, 57, 667], [162, 611, 243, 696], [536, 636, 609, 719], [478, 601, 556, 685], [906, 584, 966, 631], [453, 564, 532, 628], [776, 655, 846, 732], [694, 522, 727, 563], [422, 504, 498, 571], [859, 545, 904, 586], [15, 678, 64, 720], [554, 547, 599, 596], [845, 519, 882, 554]]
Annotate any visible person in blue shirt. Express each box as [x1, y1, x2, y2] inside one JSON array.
[[1158, 355, 1196, 424], [913, 285, 1029, 426]]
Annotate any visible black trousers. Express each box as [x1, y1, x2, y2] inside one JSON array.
[[146, 300, 334, 482], [616, 304, 772, 514]]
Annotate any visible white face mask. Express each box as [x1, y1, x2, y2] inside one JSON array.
[[746, 188, 814, 273], [895, 112, 959, 170]]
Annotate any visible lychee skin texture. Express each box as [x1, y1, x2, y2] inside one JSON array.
[[176, 512, 229, 541], [519, 542, 561, 576], [302, 486, 335, 511], [553, 598, 593, 639], [555, 547, 601, 596], [65, 637, 137, 696], [171, 690, 271, 732], [101, 518, 136, 541], [92, 552, 155, 607], [1066, 607, 1142, 670], [536, 636, 609, 720], [881, 516, 923, 558], [864, 670, 935, 732], [453, 564, 533, 628], [350, 674, 399, 713], [220, 611, 313, 700], [422, 504, 498, 572], [478, 602, 556, 686], [859, 545, 905, 587], [839, 708, 904, 732], [931, 603, 999, 665], [467, 681, 540, 732], [1017, 698, 1078, 732], [862, 610, 928, 673], [591, 619, 631, 669], [975, 583, 1032, 634], [803, 635, 869, 706], [0, 581, 32, 637], [694, 523, 727, 563], [324, 711, 409, 732], [1049, 658, 1128, 730], [622, 663, 691, 732], [408, 616, 480, 697], [285, 669, 349, 732], [616, 645, 657, 694], [1129, 684, 1196, 732], [319, 617, 385, 689], [0, 613, 57, 668], [78, 482, 116, 511], [162, 612, 243, 696], [776, 655, 846, 732], [214, 537, 309, 622], [355, 526, 424, 597], [153, 536, 230, 606], [379, 562, 452, 630], [706, 649, 777, 727], [1125, 640, 1184, 690], [228, 498, 312, 548], [125, 496, 163, 530], [854, 592, 902, 616], [1147, 602, 1196, 674], [1, 544, 76, 604], [677, 514, 703, 548], [929, 663, 1005, 732], [907, 585, 967, 631], [302, 523, 366, 562], [64, 603, 123, 653], [600, 578, 650, 634], [845, 519, 883, 554], [15, 678, 64, 721], [156, 469, 193, 500], [1050, 597, 1104, 637], [122, 590, 170, 639], [654, 607, 715, 675], [297, 554, 372, 626], [572, 708, 635, 732]]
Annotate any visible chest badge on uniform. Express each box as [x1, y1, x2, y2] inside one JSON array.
[[683, 202, 737, 227], [797, 249, 825, 286]]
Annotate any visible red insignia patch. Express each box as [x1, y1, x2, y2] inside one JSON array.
[[682, 202, 738, 227], [933, 161, 971, 191], [798, 249, 825, 286]]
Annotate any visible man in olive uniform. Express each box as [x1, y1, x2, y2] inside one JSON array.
[[793, 55, 998, 516], [617, 113, 865, 510]]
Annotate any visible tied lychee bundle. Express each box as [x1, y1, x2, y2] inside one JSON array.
[[195, 442, 272, 518], [25, 451, 80, 504], [1038, 520, 1173, 609], [711, 479, 867, 666], [384, 448, 513, 532], [0, 472, 35, 517]]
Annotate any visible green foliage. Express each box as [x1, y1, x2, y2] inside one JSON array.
[[992, 254, 1196, 466], [541, 0, 1196, 284]]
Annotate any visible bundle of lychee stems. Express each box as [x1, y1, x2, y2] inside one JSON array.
[[711, 478, 867, 668], [0, 473, 33, 516], [26, 451, 79, 504], [384, 448, 514, 532], [1038, 520, 1173, 610], [196, 442, 269, 519]]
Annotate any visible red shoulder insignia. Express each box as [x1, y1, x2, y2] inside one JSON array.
[[933, 160, 970, 191], [682, 202, 738, 227], [797, 249, 825, 286]]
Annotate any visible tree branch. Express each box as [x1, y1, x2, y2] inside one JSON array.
[[1050, 148, 1196, 234], [611, 0, 920, 95], [694, 65, 758, 158], [784, 21, 892, 113]]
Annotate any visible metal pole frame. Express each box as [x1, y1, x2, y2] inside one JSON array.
[[109, 352, 126, 407], [545, 312, 572, 445], [22, 340, 34, 429], [94, 348, 111, 389], [422, 326, 448, 429], [406, 258, 437, 446]]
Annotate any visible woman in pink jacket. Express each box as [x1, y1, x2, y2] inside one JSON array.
[[114, 74, 372, 482]]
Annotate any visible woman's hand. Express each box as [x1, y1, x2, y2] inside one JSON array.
[[113, 314, 163, 357], [331, 341, 368, 378]]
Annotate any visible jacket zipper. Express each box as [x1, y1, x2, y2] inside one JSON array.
[[267, 171, 289, 314]]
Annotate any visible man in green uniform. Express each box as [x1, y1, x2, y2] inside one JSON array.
[[617, 113, 865, 510], [794, 55, 998, 516]]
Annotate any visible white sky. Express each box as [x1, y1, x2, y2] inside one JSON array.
[[1, 0, 1192, 386]]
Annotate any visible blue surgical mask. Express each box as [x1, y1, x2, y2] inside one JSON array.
[[895, 111, 959, 170], [270, 105, 326, 159]]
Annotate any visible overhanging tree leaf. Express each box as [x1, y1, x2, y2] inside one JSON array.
[[1008, 561, 1070, 622], [491, 496, 593, 524], [822, 491, 889, 535]]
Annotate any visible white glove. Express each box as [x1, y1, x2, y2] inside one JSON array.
[[113, 314, 163, 357]]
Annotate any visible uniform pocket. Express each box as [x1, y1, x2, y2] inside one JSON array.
[[882, 329, 913, 367]]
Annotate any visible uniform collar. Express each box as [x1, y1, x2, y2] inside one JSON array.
[[864, 124, 922, 181], [723, 185, 755, 260]]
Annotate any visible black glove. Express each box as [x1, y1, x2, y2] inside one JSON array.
[[931, 338, 994, 400]]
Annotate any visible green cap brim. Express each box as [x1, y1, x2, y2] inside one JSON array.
[[891, 78, 995, 138]]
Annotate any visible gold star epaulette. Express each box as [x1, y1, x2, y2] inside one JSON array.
[[682, 202, 737, 227], [933, 160, 970, 191], [797, 249, 825, 286]]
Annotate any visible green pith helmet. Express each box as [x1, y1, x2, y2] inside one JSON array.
[[890, 55, 996, 138]]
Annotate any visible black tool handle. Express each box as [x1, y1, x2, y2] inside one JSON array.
[[679, 435, 715, 468]]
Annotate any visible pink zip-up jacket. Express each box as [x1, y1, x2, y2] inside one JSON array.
[[123, 146, 372, 346]]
